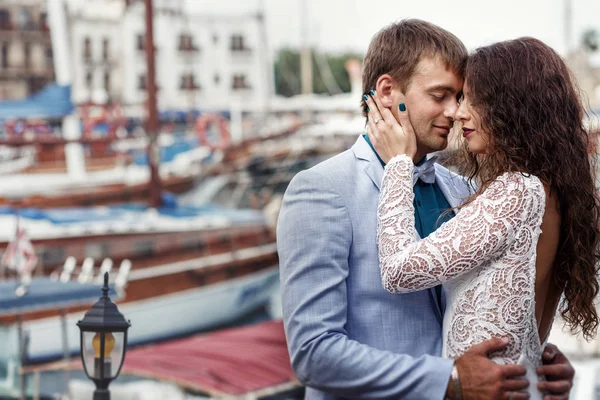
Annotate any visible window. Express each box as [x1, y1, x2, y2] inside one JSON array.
[[230, 34, 246, 51], [134, 240, 154, 257], [40, 247, 65, 266], [40, 12, 48, 30], [0, 9, 11, 30], [17, 8, 33, 30], [102, 38, 110, 61], [23, 42, 30, 68], [83, 37, 92, 61], [138, 74, 146, 90], [232, 74, 250, 90], [85, 242, 110, 259], [178, 34, 197, 52], [44, 46, 52, 68], [1, 42, 8, 68], [136, 34, 145, 51], [183, 238, 205, 252], [179, 73, 199, 90], [104, 71, 111, 91], [85, 71, 93, 89]]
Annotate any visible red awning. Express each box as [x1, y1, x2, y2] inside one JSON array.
[[122, 320, 298, 397]]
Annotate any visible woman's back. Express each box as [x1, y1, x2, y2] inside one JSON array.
[[535, 185, 561, 342]]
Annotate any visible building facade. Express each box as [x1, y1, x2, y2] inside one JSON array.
[[68, 0, 272, 115], [0, 0, 54, 100]]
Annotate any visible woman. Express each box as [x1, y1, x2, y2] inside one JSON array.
[[365, 37, 600, 399]]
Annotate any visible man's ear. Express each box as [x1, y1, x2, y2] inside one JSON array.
[[375, 74, 401, 108]]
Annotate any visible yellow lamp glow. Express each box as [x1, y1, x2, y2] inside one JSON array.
[[92, 332, 115, 358]]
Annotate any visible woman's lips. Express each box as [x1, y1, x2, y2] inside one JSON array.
[[462, 128, 474, 138]]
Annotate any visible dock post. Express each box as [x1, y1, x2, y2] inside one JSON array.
[[17, 314, 25, 400]]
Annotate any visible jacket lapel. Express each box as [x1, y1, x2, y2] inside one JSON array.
[[354, 137, 463, 322], [352, 136, 383, 191], [434, 164, 473, 209]]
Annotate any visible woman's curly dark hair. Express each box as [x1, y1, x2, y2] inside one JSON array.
[[457, 37, 600, 340]]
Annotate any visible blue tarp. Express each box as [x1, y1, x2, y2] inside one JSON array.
[[133, 137, 200, 165], [0, 84, 74, 120], [0, 278, 116, 316], [0, 203, 266, 225]]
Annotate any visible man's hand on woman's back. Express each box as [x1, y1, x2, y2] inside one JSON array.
[[450, 337, 529, 400]]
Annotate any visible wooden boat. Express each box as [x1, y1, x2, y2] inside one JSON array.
[[0, 123, 303, 208], [0, 204, 278, 362]]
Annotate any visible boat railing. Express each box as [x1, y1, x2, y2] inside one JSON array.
[[51, 257, 132, 294], [58, 256, 76, 283], [77, 257, 95, 284], [93, 258, 113, 283]]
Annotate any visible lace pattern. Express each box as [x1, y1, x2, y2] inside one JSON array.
[[377, 154, 546, 365]]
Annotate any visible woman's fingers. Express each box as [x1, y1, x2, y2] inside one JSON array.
[[364, 94, 383, 128], [371, 93, 398, 129], [363, 89, 417, 160]]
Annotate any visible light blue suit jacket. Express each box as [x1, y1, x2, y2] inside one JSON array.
[[277, 136, 473, 399]]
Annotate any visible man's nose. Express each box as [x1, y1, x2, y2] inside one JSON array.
[[445, 102, 459, 120]]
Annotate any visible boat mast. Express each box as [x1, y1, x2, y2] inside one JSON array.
[[564, 0, 572, 54], [144, 0, 162, 207], [300, 0, 312, 122], [47, 0, 87, 180]]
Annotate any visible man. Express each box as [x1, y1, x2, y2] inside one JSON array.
[[277, 19, 574, 399]]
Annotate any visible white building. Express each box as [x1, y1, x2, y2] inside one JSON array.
[[68, 0, 123, 104], [67, 0, 272, 115]]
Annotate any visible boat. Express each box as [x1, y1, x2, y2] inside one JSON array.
[[0, 203, 279, 363], [4, 320, 302, 400]]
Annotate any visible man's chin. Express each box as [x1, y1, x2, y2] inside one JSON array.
[[431, 137, 449, 152]]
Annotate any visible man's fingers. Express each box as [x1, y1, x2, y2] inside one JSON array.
[[543, 395, 568, 400], [499, 364, 527, 379], [504, 391, 530, 400], [537, 379, 572, 394], [503, 377, 529, 392], [466, 337, 510, 356], [542, 344, 558, 362], [537, 364, 574, 379]]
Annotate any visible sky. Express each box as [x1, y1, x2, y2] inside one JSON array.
[[184, 0, 600, 62]]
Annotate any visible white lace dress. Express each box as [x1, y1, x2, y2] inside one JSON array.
[[377, 155, 546, 399]]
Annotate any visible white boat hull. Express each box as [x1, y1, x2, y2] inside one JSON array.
[[23, 266, 279, 362]]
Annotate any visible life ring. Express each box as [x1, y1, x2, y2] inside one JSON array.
[[195, 114, 231, 151], [81, 102, 125, 138], [107, 103, 126, 137], [6, 119, 27, 136], [81, 103, 109, 137]]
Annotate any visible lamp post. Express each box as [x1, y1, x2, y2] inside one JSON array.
[[77, 272, 130, 400]]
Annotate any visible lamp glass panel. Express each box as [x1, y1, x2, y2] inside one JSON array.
[[108, 331, 125, 379], [82, 331, 99, 378]]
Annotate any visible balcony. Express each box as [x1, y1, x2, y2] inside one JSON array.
[[0, 27, 51, 42], [230, 46, 252, 55], [0, 65, 54, 79]]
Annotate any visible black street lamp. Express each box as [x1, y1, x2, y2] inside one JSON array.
[[77, 272, 130, 400]]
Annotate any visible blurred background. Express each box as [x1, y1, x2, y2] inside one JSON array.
[[0, 0, 598, 399]]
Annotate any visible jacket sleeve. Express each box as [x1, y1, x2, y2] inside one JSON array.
[[277, 168, 453, 399]]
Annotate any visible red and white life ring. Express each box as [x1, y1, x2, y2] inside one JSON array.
[[80, 102, 125, 137], [194, 114, 231, 151]]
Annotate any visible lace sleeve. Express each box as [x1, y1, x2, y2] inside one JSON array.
[[377, 154, 540, 293]]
